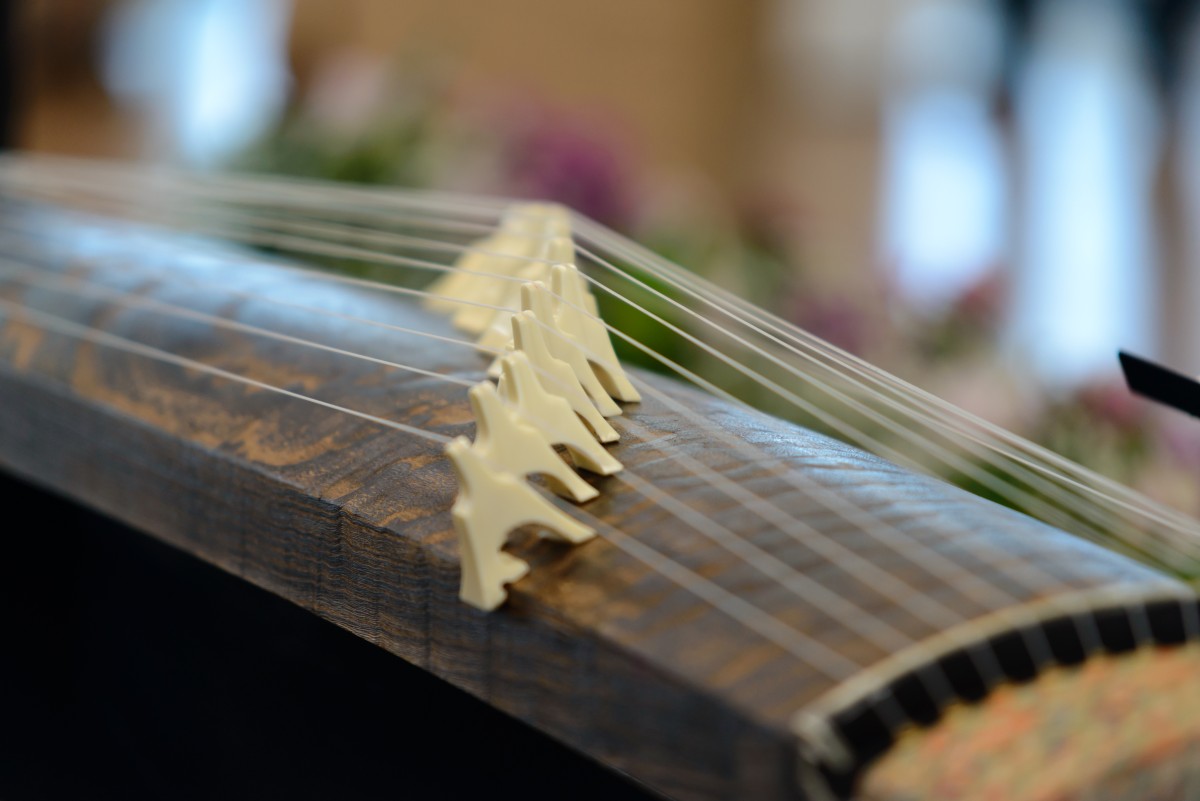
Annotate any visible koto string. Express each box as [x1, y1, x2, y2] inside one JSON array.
[[571, 212, 1200, 537], [0, 176, 1145, 559], [0, 155, 1142, 513], [0, 294, 453, 444], [570, 262, 1139, 549], [55, 138, 1151, 538], [2, 181, 1180, 719], [20, 154, 1137, 544], [0, 222, 1065, 619], [0, 180, 1172, 682], [573, 223, 1200, 539], [0, 232, 1053, 619], [0, 230, 1023, 683], [0, 207, 1057, 611], [68, 158, 1200, 547], [0, 189, 1152, 657], [70, 209, 1195, 573], [4, 165, 1195, 609], [101, 158, 1200, 543], [0, 244, 1037, 609], [0, 225, 1080, 690], [0, 284, 867, 681], [4, 166, 1179, 561], [211, 161, 1195, 546], [72, 163, 1200, 661], [0, 259, 960, 660], [180, 194, 1192, 554], [0, 250, 1003, 712], [3, 153, 516, 219], [219, 177, 1200, 542]]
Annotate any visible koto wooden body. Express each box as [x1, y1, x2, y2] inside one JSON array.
[[2, 205, 1199, 800]]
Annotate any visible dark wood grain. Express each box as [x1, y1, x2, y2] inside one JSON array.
[[0, 204, 1197, 800]]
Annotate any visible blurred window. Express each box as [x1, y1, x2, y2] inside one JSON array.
[[101, 0, 292, 166], [1010, 0, 1159, 387], [880, 0, 1006, 313]]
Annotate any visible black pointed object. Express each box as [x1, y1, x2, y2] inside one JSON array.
[[1119, 351, 1200, 419]]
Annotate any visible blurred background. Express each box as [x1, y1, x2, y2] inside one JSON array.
[[8, 0, 1200, 512]]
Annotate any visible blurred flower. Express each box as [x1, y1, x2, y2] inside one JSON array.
[[927, 359, 1039, 435], [951, 269, 1005, 328], [905, 268, 1003, 363], [738, 190, 806, 257], [501, 116, 635, 229], [1157, 414, 1200, 472], [1074, 379, 1145, 434], [302, 50, 391, 137], [789, 293, 870, 355]]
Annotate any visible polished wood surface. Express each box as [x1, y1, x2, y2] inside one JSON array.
[[0, 205, 1196, 800]]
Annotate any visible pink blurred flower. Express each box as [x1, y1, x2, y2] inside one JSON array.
[[737, 190, 806, 255], [500, 115, 635, 229], [303, 50, 392, 136], [1075, 379, 1145, 433], [950, 270, 1006, 328], [789, 293, 870, 355], [1158, 415, 1200, 472]]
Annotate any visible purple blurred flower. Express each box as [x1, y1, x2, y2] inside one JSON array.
[[1075, 380, 1145, 433], [1158, 415, 1200, 472], [950, 270, 1006, 329], [303, 51, 391, 136], [501, 116, 635, 229], [789, 293, 870, 355], [736, 190, 806, 256]]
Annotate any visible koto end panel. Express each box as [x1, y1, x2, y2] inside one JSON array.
[[0, 205, 1198, 801]]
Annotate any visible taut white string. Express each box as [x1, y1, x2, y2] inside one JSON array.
[[0, 178, 1141, 557], [2, 158, 1190, 661], [0, 260, 945, 659], [6, 167, 1175, 559], [0, 232, 1071, 683], [0, 195, 1132, 657], [0, 291, 866, 680]]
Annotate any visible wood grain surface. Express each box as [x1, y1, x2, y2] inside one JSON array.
[[0, 204, 1197, 800]]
